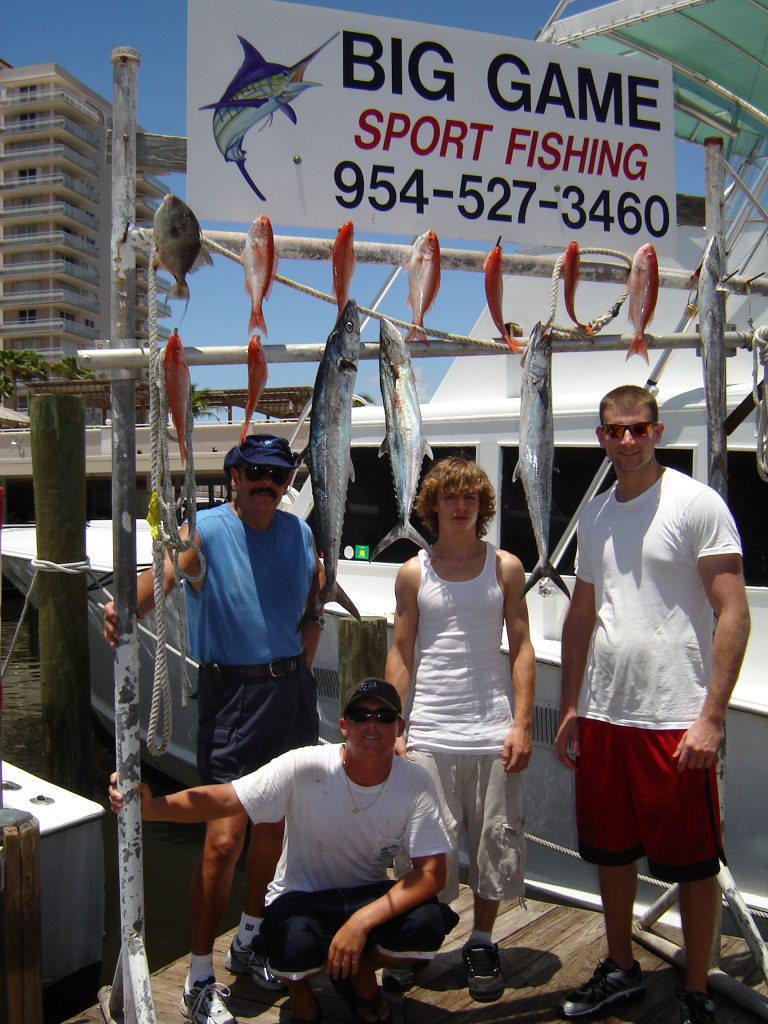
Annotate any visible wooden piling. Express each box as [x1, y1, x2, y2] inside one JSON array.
[[337, 616, 388, 714], [0, 809, 43, 1024], [30, 394, 93, 795]]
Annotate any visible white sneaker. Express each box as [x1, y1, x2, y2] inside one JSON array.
[[180, 977, 237, 1024], [224, 935, 285, 991]]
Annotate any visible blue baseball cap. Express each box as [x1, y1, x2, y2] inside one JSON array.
[[223, 434, 300, 475]]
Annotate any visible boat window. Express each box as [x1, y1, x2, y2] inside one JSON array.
[[309, 444, 476, 565], [725, 452, 768, 587], [499, 446, 694, 576]]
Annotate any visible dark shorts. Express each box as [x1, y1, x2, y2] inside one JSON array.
[[575, 718, 724, 883], [196, 664, 319, 784], [262, 881, 459, 980]]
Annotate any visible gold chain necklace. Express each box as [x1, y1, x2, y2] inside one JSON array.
[[341, 746, 391, 815]]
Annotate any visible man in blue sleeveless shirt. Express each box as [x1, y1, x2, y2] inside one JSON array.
[[104, 434, 324, 1024]]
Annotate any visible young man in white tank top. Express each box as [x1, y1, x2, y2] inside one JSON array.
[[386, 457, 536, 1002]]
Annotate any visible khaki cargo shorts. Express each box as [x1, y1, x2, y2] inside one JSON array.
[[397, 749, 526, 903]]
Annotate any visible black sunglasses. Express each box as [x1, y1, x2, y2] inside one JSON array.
[[600, 421, 657, 440], [345, 707, 400, 724], [242, 464, 292, 485]]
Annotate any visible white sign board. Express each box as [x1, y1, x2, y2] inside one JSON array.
[[188, 0, 676, 251]]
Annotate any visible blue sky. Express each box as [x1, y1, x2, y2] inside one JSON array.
[[1, 0, 705, 404]]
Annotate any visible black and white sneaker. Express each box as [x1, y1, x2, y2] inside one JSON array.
[[561, 958, 645, 1019], [180, 977, 237, 1024], [224, 934, 285, 992], [676, 988, 717, 1024], [463, 942, 504, 1002]]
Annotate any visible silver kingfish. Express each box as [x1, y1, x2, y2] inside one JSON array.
[[371, 318, 433, 561], [307, 300, 361, 620], [514, 322, 570, 598]]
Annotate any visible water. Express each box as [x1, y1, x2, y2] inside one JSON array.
[[0, 589, 247, 1020]]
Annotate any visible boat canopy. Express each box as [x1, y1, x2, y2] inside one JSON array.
[[539, 0, 768, 160]]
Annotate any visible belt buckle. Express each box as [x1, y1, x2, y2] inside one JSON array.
[[268, 659, 283, 678]]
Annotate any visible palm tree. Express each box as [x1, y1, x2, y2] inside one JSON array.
[[189, 383, 219, 420], [0, 349, 49, 409], [51, 355, 94, 381]]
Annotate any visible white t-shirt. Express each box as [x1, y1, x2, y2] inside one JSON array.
[[232, 744, 451, 904], [575, 467, 742, 728], [409, 545, 513, 753]]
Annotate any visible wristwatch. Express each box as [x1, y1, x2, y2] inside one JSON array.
[[309, 614, 326, 630]]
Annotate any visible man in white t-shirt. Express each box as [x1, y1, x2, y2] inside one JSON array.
[[555, 385, 750, 1024], [109, 678, 457, 1024]]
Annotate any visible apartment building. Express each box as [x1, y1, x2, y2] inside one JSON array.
[[0, 60, 170, 414]]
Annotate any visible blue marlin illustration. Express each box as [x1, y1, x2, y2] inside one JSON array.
[[201, 33, 339, 200]]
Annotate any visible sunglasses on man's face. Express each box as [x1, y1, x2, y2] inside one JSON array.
[[600, 421, 657, 440], [345, 707, 401, 724], [242, 464, 292, 485]]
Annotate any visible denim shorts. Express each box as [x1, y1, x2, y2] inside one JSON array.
[[196, 664, 319, 784], [262, 881, 459, 980]]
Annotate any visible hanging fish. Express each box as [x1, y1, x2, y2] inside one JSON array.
[[163, 328, 190, 464], [332, 220, 356, 314], [405, 230, 441, 343], [627, 243, 659, 362], [243, 215, 276, 335], [562, 241, 593, 334], [240, 335, 269, 444], [153, 195, 212, 303], [483, 238, 522, 353]]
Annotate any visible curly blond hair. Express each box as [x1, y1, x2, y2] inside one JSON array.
[[414, 457, 495, 538]]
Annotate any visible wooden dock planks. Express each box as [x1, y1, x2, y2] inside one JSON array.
[[62, 889, 767, 1024]]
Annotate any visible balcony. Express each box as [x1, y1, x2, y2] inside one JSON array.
[[1, 229, 98, 259], [3, 115, 100, 151], [1, 258, 99, 286], [0, 87, 102, 123], [0, 317, 98, 342], [1, 142, 99, 177], [0, 199, 98, 232], [0, 171, 98, 204], [0, 286, 99, 314]]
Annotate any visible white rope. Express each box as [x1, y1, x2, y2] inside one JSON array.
[[204, 234, 509, 351], [1, 558, 90, 678], [544, 246, 632, 340], [144, 258, 204, 757]]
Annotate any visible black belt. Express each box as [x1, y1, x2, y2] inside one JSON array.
[[220, 656, 302, 681]]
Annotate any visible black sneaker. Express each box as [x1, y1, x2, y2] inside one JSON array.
[[462, 942, 504, 1002], [382, 960, 428, 993], [676, 988, 717, 1024], [561, 958, 645, 1019]]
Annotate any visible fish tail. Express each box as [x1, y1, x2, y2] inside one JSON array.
[[371, 522, 431, 562], [522, 560, 570, 599], [235, 159, 267, 202], [626, 334, 649, 363], [178, 434, 188, 465], [239, 420, 250, 445], [170, 280, 190, 302], [503, 332, 523, 354], [248, 306, 267, 335], [324, 580, 361, 622]]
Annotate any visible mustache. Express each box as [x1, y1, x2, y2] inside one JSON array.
[[248, 486, 278, 497]]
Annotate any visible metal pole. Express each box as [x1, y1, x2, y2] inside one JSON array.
[[703, 137, 728, 501], [106, 46, 156, 1024]]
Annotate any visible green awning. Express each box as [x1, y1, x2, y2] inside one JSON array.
[[539, 0, 768, 159]]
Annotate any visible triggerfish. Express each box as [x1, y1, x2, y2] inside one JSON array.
[[243, 215, 275, 335], [153, 195, 212, 303], [406, 230, 441, 343], [483, 238, 522, 353], [371, 318, 433, 561], [240, 335, 269, 445], [627, 243, 659, 363], [332, 220, 356, 314], [200, 33, 338, 201], [163, 328, 190, 464]]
